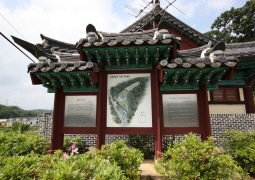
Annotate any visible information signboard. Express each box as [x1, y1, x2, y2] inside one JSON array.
[[64, 95, 97, 127], [107, 73, 152, 127], [163, 94, 199, 127]]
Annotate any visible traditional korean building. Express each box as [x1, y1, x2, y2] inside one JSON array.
[[12, 1, 255, 157]]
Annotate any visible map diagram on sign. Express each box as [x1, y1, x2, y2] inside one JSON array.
[[108, 76, 149, 126]]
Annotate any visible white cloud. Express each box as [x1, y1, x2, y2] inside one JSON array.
[[206, 0, 236, 12]]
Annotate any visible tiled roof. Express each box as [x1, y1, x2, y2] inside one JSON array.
[[121, 5, 217, 45], [225, 41, 255, 62], [159, 41, 255, 69], [76, 28, 182, 48], [11, 24, 255, 73]]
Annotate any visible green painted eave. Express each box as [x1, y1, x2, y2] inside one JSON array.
[[236, 61, 255, 71], [82, 45, 173, 71], [218, 70, 251, 86], [160, 67, 230, 91], [34, 71, 98, 93]]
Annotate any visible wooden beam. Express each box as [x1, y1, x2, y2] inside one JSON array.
[[97, 66, 106, 149], [159, 69, 164, 82], [244, 80, 255, 113], [222, 67, 235, 80], [78, 47, 86, 61], [199, 85, 212, 140], [91, 71, 99, 84], [30, 72, 41, 85], [47, 87, 64, 153], [153, 64, 162, 159], [171, 44, 177, 59]]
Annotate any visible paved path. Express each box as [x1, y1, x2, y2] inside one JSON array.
[[139, 159, 167, 180]]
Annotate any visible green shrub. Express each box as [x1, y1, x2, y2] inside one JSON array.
[[0, 151, 127, 180], [64, 136, 89, 154], [0, 153, 43, 179], [11, 122, 30, 133], [0, 131, 50, 156], [41, 151, 127, 180], [155, 133, 246, 180], [126, 135, 155, 159], [234, 143, 255, 174], [97, 140, 144, 180], [0, 126, 11, 132], [222, 130, 255, 175]]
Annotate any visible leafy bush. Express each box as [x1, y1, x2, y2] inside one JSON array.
[[155, 133, 246, 180], [97, 140, 144, 180], [0, 151, 127, 180], [222, 130, 255, 175], [64, 136, 89, 154], [0, 153, 43, 179], [0, 131, 50, 156], [11, 122, 30, 133], [126, 135, 155, 159], [0, 126, 11, 132], [126, 135, 174, 159]]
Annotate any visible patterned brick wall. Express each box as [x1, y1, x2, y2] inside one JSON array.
[[38, 113, 255, 147], [64, 134, 97, 147], [105, 134, 129, 144], [210, 114, 255, 145], [38, 113, 52, 138]]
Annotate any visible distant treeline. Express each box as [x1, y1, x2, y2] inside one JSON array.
[[0, 104, 52, 119]]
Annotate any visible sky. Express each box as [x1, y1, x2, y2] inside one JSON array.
[[0, 0, 247, 110]]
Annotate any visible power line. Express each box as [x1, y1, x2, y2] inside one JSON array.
[[165, 0, 185, 15], [0, 32, 35, 63], [0, 13, 27, 40]]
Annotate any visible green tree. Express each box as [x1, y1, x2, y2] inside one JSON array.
[[204, 0, 255, 43], [0, 105, 37, 118]]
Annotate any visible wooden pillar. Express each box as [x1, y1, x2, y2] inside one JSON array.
[[244, 80, 255, 113], [47, 87, 64, 154], [154, 64, 162, 159], [199, 85, 211, 140], [97, 66, 106, 149]]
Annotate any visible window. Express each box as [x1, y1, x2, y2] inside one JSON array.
[[212, 88, 238, 101]]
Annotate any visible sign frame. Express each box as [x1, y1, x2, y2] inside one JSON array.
[[64, 95, 97, 127], [61, 92, 98, 134], [159, 90, 202, 135], [107, 73, 152, 127], [162, 94, 199, 127], [104, 70, 156, 135]]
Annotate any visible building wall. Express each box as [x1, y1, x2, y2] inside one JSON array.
[[38, 113, 52, 138], [209, 104, 246, 114], [38, 113, 255, 147], [211, 114, 255, 145], [207, 88, 246, 114], [7, 117, 38, 126]]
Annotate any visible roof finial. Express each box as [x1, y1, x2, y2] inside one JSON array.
[[155, 0, 160, 5]]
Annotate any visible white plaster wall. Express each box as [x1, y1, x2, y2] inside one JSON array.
[[209, 104, 246, 114]]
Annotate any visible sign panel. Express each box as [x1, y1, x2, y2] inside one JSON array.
[[107, 73, 152, 127], [163, 94, 199, 127], [64, 96, 97, 127]]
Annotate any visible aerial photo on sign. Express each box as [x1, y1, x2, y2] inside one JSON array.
[[107, 73, 152, 127]]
